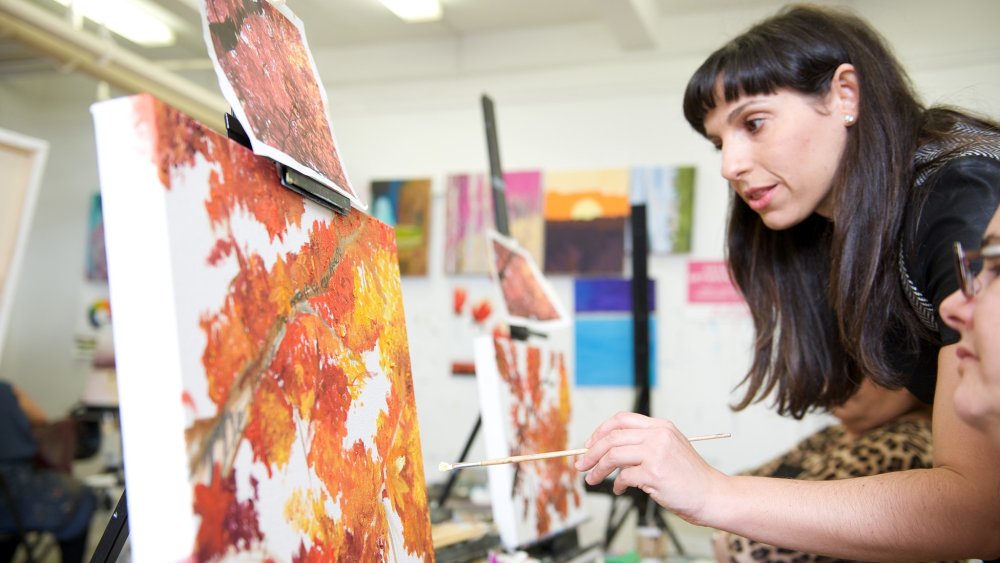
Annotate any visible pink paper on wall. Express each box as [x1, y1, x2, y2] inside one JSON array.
[[687, 260, 744, 304]]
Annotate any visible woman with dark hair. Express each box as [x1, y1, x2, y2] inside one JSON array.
[[576, 4, 1000, 559]]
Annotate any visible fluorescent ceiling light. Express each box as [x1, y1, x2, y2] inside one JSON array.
[[378, 0, 442, 23], [53, 0, 176, 47]]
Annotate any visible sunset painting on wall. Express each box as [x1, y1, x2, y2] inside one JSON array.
[[543, 168, 628, 275], [93, 94, 432, 562]]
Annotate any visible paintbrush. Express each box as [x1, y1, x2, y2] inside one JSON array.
[[438, 432, 731, 471]]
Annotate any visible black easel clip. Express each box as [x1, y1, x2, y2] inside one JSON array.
[[224, 112, 351, 215], [278, 165, 351, 216], [509, 325, 547, 341]]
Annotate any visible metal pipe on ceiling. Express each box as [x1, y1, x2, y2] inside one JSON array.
[[0, 0, 226, 130]]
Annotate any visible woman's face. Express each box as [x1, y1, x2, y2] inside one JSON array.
[[941, 208, 1000, 441], [702, 83, 854, 230]]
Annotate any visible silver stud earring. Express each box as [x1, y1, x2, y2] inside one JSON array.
[[844, 114, 856, 124]]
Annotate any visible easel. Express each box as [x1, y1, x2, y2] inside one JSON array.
[[89, 111, 351, 563], [436, 95, 595, 562], [435, 95, 522, 507], [583, 202, 686, 555]]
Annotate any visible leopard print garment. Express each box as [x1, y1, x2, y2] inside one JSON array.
[[712, 417, 963, 563]]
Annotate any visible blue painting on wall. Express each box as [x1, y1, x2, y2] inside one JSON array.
[[574, 278, 656, 387]]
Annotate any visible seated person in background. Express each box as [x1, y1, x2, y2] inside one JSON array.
[[712, 378, 957, 563], [941, 204, 1000, 448], [0, 380, 96, 563]]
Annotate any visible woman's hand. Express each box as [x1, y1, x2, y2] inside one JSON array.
[[574, 411, 728, 525]]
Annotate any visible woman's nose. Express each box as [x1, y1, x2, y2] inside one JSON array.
[[940, 287, 974, 333], [720, 142, 751, 183]]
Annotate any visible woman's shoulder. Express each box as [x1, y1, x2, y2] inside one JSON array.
[[900, 148, 1000, 338], [913, 119, 1000, 188], [911, 154, 1000, 225]]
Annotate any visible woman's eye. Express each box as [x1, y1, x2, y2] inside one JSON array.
[[745, 118, 764, 133], [987, 258, 1000, 277]]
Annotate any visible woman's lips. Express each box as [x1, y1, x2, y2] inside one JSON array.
[[744, 185, 776, 212], [956, 345, 978, 362]]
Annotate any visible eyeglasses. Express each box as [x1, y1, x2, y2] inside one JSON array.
[[953, 241, 1000, 298]]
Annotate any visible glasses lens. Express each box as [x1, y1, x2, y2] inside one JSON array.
[[954, 242, 969, 297], [954, 242, 985, 297]]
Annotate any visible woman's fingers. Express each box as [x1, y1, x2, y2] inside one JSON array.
[[578, 413, 678, 473], [584, 411, 664, 448], [583, 441, 649, 485]]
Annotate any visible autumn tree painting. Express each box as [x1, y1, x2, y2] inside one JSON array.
[[474, 335, 586, 549], [93, 93, 432, 562], [488, 231, 566, 329], [204, 0, 360, 207]]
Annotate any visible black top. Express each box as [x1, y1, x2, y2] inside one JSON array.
[[896, 155, 1000, 403]]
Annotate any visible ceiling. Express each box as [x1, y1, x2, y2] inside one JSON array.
[[0, 0, 781, 79]]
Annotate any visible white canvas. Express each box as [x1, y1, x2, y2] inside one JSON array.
[[473, 335, 587, 550], [92, 94, 432, 562]]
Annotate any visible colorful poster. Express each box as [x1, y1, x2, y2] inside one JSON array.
[[93, 94, 432, 562], [630, 166, 696, 254], [543, 169, 628, 275], [444, 171, 543, 275], [688, 260, 744, 304], [487, 230, 568, 330], [473, 335, 587, 550], [85, 192, 109, 281], [371, 179, 432, 276], [202, 0, 362, 208], [574, 278, 657, 387], [73, 282, 113, 366]]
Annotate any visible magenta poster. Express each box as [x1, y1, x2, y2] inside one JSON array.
[[687, 260, 743, 304]]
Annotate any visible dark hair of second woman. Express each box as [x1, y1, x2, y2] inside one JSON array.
[[682, 4, 995, 418]]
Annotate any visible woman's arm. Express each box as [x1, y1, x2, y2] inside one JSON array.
[[577, 346, 1000, 559], [11, 383, 48, 426]]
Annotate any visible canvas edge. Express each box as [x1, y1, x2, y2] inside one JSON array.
[[91, 94, 197, 560]]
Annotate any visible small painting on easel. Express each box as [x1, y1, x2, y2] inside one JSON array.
[[473, 334, 587, 550], [486, 230, 568, 331], [202, 0, 363, 209]]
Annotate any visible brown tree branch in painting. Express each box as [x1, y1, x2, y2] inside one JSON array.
[[186, 224, 362, 483]]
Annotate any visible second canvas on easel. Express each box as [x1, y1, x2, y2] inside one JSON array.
[[474, 335, 587, 550]]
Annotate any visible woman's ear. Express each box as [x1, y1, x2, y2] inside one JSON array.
[[832, 63, 860, 126]]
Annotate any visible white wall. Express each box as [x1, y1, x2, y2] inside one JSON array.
[[2, 0, 999, 554], [0, 72, 106, 411]]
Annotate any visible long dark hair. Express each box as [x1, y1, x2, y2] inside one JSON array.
[[681, 4, 983, 418]]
